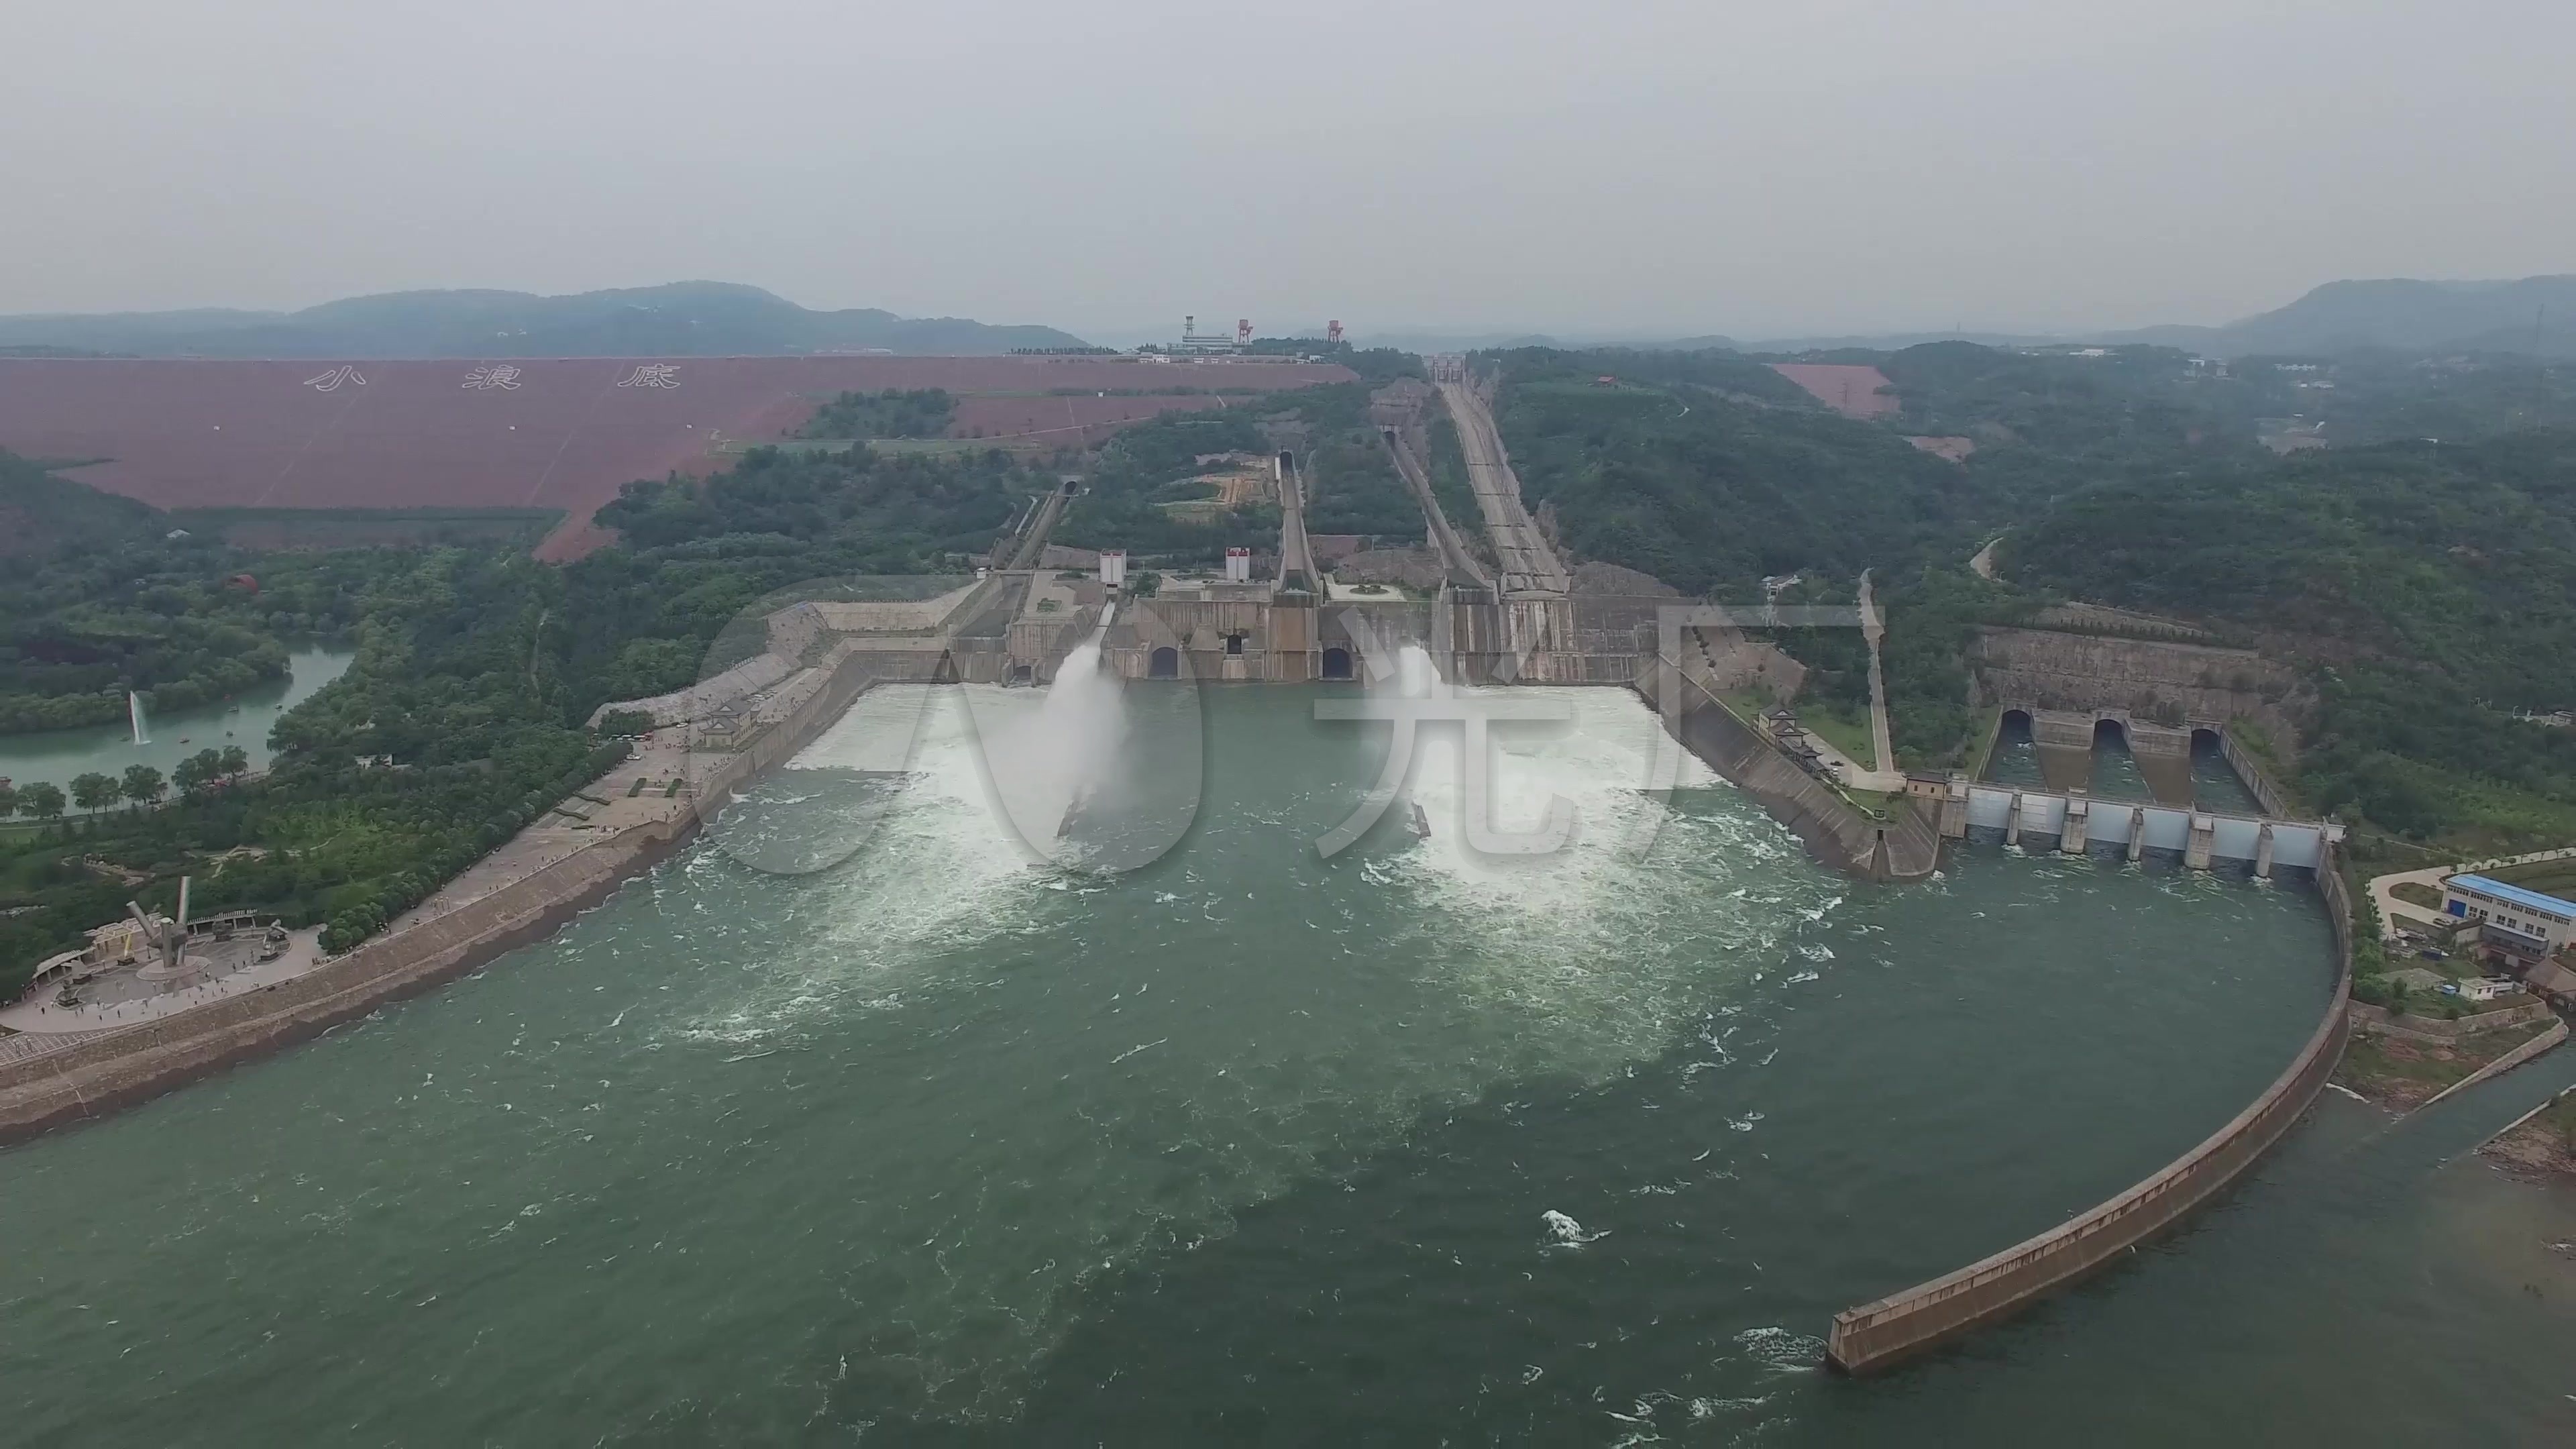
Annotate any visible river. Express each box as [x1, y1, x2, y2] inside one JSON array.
[[1, 682, 2568, 1445]]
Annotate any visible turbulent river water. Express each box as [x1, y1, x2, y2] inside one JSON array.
[[4, 682, 2571, 1445]]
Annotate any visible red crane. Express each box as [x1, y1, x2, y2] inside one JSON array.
[[1236, 318, 1252, 345], [1326, 320, 1344, 345]]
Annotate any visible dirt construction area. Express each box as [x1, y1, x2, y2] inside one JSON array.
[[1769, 363, 1900, 419], [0, 355, 1350, 560]]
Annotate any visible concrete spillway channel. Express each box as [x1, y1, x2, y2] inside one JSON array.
[[1429, 360, 1568, 596], [1275, 451, 1319, 592], [1380, 426, 1494, 590], [998, 477, 1078, 571]]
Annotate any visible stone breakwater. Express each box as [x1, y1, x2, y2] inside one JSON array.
[[1823, 849, 2358, 1373], [0, 637, 904, 1146]]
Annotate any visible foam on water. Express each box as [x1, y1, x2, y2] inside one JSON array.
[[1384, 669, 1821, 1073], [684, 687, 1047, 1042]]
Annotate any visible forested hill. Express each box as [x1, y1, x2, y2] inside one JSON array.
[[0, 451, 371, 733], [1485, 347, 2007, 596], [0, 282, 1089, 358], [2116, 274, 2576, 358], [1475, 340, 2576, 846], [2005, 432, 2576, 843]]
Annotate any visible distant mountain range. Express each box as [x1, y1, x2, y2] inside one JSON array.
[[12, 273, 2572, 363], [1371, 275, 2576, 360], [2106, 276, 2576, 357], [0, 282, 1091, 358]]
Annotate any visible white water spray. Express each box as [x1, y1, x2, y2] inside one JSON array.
[[128, 690, 149, 745], [978, 600, 1130, 865]]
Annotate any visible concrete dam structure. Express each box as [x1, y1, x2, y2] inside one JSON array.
[[1939, 780, 2341, 874]]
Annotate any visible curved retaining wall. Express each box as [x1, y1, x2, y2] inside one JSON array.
[[1823, 849, 2357, 1373]]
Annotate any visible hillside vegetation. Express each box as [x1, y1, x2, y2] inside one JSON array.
[[0, 441, 1056, 989], [1485, 348, 2011, 596], [2007, 432, 2576, 843], [1055, 378, 1428, 563], [0, 451, 368, 733]]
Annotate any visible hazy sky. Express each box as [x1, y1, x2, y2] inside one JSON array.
[[7, 1, 2571, 339]]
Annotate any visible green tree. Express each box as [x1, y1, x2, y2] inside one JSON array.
[[173, 749, 222, 798], [69, 772, 118, 815], [217, 745, 248, 778], [18, 781, 64, 822], [594, 708, 655, 737], [0, 779, 15, 818], [121, 764, 165, 810]]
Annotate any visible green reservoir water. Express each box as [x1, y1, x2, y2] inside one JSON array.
[[0, 647, 354, 795], [3, 685, 2571, 1445]]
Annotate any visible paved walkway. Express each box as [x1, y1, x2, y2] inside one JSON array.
[[0, 926, 329, 1041]]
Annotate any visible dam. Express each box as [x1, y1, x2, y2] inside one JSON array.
[[3, 377, 2560, 1440]]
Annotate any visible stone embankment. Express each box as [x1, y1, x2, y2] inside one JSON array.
[[1635, 655, 1937, 882], [1823, 848, 2358, 1373], [2348, 999, 2555, 1043], [2416, 1018, 2568, 1111], [0, 602, 955, 1145]]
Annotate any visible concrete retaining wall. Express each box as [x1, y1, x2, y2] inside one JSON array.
[[1971, 627, 2298, 729], [2419, 1018, 2568, 1110], [2216, 727, 2298, 820], [1823, 847, 2355, 1373], [1634, 658, 1938, 882], [2348, 999, 2555, 1041]]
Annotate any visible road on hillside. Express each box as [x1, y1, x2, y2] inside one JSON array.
[[1428, 356, 1568, 595]]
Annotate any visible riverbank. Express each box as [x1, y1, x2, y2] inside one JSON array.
[[0, 616, 921, 1144], [2336, 1013, 2566, 1110], [2480, 1087, 2576, 1185]]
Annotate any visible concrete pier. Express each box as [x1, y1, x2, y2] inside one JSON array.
[[1939, 773, 1972, 839], [1960, 786, 2337, 869]]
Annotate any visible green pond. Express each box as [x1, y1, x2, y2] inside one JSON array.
[[0, 648, 354, 797]]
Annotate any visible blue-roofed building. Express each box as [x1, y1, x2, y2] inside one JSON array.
[[2441, 872, 2576, 969]]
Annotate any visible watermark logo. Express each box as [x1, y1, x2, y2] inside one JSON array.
[[1310, 611, 1574, 858], [614, 364, 682, 389]]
